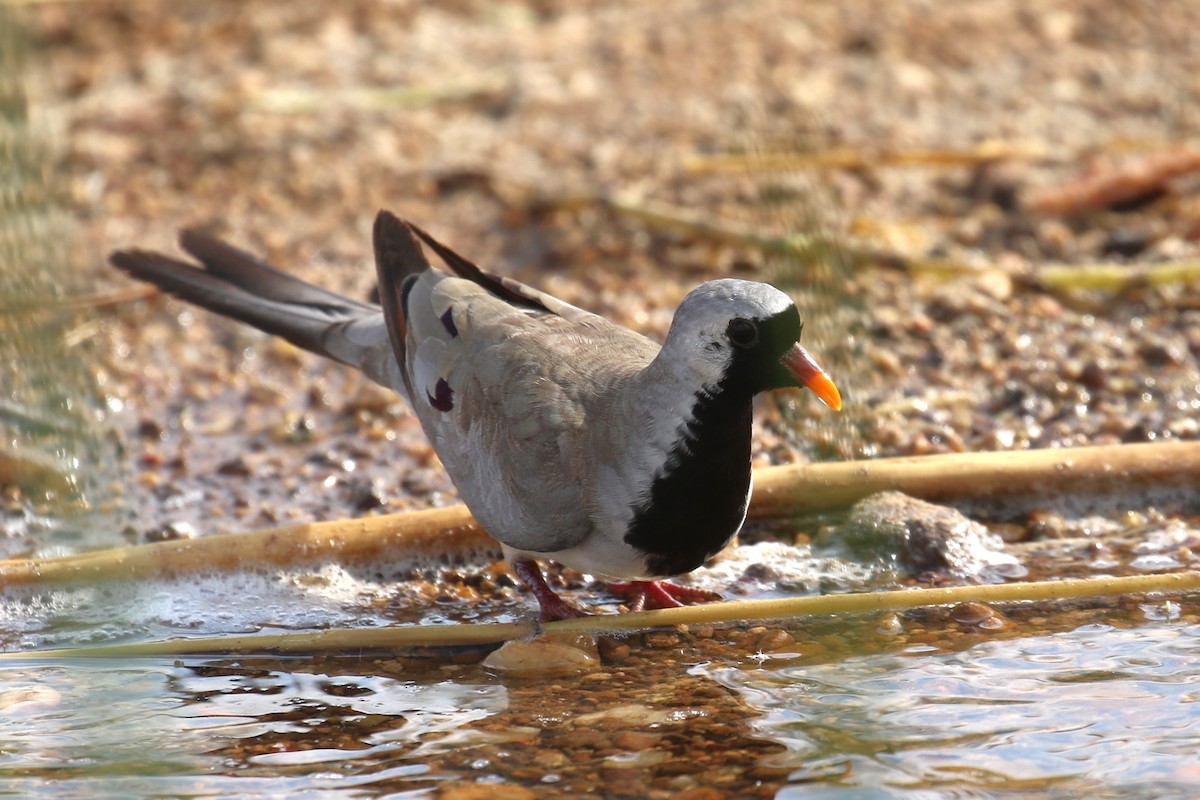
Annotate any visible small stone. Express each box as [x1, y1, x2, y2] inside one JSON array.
[[597, 637, 631, 664], [644, 630, 681, 648], [136, 418, 164, 438], [555, 730, 610, 749], [573, 703, 674, 728], [1137, 339, 1184, 368], [436, 783, 536, 800], [144, 520, 199, 542], [977, 613, 1008, 631], [532, 749, 568, 769], [347, 474, 388, 510], [835, 492, 1022, 577], [1027, 509, 1068, 539], [603, 749, 668, 768], [614, 730, 662, 750], [482, 634, 598, 677], [950, 601, 997, 625], [755, 629, 793, 652], [875, 613, 904, 635], [1031, 294, 1062, 318], [1100, 227, 1153, 258], [215, 456, 252, 476], [989, 522, 1028, 543], [669, 788, 727, 800], [274, 412, 317, 444], [742, 562, 780, 581], [1078, 360, 1107, 391]]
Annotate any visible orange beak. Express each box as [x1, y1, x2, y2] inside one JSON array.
[[781, 343, 842, 411]]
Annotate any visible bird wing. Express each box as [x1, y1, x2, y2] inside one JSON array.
[[373, 213, 660, 552]]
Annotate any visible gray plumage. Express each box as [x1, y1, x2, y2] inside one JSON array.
[[111, 211, 840, 617]]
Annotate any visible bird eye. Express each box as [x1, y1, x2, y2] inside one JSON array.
[[727, 318, 758, 348]]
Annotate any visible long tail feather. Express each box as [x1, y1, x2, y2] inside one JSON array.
[[109, 233, 376, 364]]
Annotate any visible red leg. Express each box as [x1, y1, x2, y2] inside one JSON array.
[[511, 559, 588, 621], [606, 580, 722, 611]]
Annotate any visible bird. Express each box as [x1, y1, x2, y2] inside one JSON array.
[[109, 211, 841, 620]]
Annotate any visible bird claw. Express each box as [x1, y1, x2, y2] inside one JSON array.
[[605, 580, 722, 612], [538, 593, 590, 621], [511, 561, 720, 619], [511, 559, 589, 621]]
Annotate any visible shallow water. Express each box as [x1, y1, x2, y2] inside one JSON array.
[[2, 570, 1198, 798], [712, 623, 1200, 798]]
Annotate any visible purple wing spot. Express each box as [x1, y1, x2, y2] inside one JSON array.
[[440, 308, 458, 338], [428, 378, 454, 411]]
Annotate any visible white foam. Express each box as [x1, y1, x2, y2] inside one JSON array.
[[686, 541, 877, 596], [0, 564, 420, 651]]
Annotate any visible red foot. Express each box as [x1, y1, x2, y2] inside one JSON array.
[[605, 580, 722, 612], [511, 559, 589, 621]]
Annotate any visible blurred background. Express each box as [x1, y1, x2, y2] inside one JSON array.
[[6, 0, 1198, 547], [2, 3, 1200, 799]]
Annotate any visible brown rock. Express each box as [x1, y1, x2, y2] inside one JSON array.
[[670, 788, 728, 800], [437, 782, 536, 800], [613, 730, 663, 750], [482, 634, 599, 677]]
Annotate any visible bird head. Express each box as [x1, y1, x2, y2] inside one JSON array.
[[666, 279, 842, 410]]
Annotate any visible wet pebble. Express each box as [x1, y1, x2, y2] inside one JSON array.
[[555, 730, 610, 750], [950, 601, 1004, 628], [603, 748, 668, 768], [215, 455, 252, 476], [643, 630, 682, 648], [597, 637, 632, 664], [1026, 508, 1069, 539], [989, 522, 1029, 543], [144, 520, 199, 542], [436, 783, 537, 800], [532, 749, 568, 769], [401, 467, 446, 495], [346, 474, 388, 510], [482, 634, 599, 677], [754, 628, 794, 652], [572, 703, 674, 729], [668, 789, 729, 800], [833, 491, 1021, 577], [613, 730, 663, 750], [273, 411, 317, 444]]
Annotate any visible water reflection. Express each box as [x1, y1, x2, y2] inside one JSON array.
[[0, 659, 506, 797], [0, 633, 784, 797], [0, 662, 213, 796], [2, 613, 1196, 797], [0, 568, 411, 653], [707, 622, 1200, 798]]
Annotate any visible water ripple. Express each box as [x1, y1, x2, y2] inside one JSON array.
[[703, 622, 1200, 798]]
